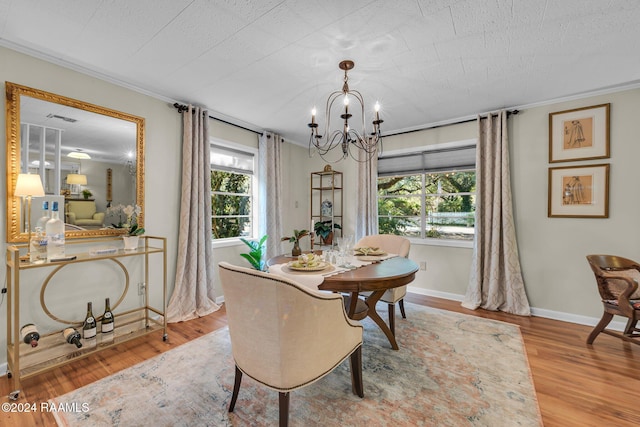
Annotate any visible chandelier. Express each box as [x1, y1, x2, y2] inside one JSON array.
[[308, 60, 383, 162]]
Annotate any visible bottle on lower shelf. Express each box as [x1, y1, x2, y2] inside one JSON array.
[[101, 297, 114, 334], [62, 327, 82, 348], [83, 302, 97, 340], [20, 323, 40, 347]]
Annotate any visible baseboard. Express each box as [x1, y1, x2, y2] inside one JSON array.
[[406, 286, 627, 332]]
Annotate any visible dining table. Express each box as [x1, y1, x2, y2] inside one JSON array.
[[267, 254, 419, 350]]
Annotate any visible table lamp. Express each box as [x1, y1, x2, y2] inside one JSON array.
[[66, 173, 87, 194], [15, 173, 45, 260]]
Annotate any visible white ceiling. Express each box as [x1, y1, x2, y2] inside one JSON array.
[[2, 0, 640, 145]]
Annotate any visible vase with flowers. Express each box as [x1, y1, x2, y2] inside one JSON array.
[[107, 204, 145, 250]]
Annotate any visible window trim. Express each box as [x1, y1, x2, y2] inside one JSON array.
[[210, 137, 259, 247], [377, 139, 477, 249]]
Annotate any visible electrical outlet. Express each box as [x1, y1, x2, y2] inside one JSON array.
[[138, 282, 146, 295], [419, 261, 427, 271]]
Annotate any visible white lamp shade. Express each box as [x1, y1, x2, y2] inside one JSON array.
[[15, 173, 45, 197], [67, 173, 88, 185]]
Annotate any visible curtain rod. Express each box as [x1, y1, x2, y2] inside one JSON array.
[[383, 109, 519, 138], [173, 103, 262, 135]]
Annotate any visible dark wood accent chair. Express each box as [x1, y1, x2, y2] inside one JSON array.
[[586, 254, 640, 345]]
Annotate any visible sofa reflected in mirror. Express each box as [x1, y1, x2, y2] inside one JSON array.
[[65, 200, 105, 228]]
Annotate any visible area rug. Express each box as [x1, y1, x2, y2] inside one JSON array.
[[51, 303, 542, 426]]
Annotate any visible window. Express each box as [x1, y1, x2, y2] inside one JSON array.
[[377, 142, 476, 241], [210, 142, 256, 240]]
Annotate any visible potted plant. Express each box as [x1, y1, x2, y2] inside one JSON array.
[[281, 229, 309, 256], [82, 189, 92, 199], [107, 204, 145, 250], [314, 220, 341, 245], [240, 235, 268, 271]]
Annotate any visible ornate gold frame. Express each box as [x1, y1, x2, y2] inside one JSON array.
[[5, 82, 145, 242]]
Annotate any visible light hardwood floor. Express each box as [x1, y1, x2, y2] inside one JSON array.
[[2, 294, 639, 426]]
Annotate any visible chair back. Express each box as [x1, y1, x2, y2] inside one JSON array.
[[586, 255, 640, 301], [356, 234, 411, 258], [218, 261, 362, 391]]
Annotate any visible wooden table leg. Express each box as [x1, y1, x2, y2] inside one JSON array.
[[365, 290, 399, 350]]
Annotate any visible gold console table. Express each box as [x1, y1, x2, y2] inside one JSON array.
[[4, 235, 167, 399]]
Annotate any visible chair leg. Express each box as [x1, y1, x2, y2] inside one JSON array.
[[623, 318, 638, 336], [388, 303, 395, 337], [229, 365, 243, 412], [587, 312, 614, 344], [349, 346, 364, 398], [399, 298, 407, 319], [279, 392, 290, 427]]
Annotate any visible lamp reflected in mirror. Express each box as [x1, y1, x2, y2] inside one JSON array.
[[15, 173, 45, 260], [66, 173, 87, 194]]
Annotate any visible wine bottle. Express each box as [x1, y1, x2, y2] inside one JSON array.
[[20, 323, 40, 347], [101, 297, 114, 333], [62, 327, 82, 348], [83, 302, 97, 339], [46, 201, 65, 261], [35, 200, 50, 231]]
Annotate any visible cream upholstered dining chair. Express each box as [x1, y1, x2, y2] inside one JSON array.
[[218, 262, 364, 427], [355, 234, 411, 335]]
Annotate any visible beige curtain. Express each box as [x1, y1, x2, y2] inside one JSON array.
[[167, 105, 220, 322], [462, 110, 531, 316], [258, 132, 284, 259], [356, 147, 378, 241]]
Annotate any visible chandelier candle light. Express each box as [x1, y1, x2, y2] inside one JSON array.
[[308, 60, 383, 162]]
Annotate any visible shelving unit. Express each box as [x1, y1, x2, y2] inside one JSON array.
[[311, 166, 343, 248], [5, 235, 167, 398]]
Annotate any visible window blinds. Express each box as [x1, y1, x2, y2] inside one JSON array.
[[210, 144, 254, 174], [377, 144, 476, 177]]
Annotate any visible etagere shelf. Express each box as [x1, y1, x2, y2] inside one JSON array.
[[5, 235, 167, 399], [311, 166, 343, 248]]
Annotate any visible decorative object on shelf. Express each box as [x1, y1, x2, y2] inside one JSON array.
[[239, 235, 268, 271], [549, 103, 610, 163], [548, 163, 609, 218], [107, 204, 145, 236], [14, 173, 45, 261], [82, 189, 93, 200], [321, 198, 333, 216], [307, 60, 383, 162], [122, 235, 140, 251], [314, 220, 342, 245], [281, 229, 309, 257]]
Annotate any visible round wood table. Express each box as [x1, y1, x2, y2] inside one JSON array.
[[267, 255, 418, 350]]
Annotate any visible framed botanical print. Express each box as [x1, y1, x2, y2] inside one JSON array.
[[549, 103, 610, 163], [548, 164, 609, 218]]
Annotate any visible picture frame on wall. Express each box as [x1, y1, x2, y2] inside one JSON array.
[[549, 103, 610, 163], [548, 163, 609, 218]]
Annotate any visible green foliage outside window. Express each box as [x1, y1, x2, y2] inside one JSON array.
[[378, 171, 476, 240], [211, 170, 252, 239]]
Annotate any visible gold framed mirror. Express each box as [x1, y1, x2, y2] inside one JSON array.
[[5, 82, 145, 242]]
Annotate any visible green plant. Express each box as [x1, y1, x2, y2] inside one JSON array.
[[82, 189, 92, 198], [313, 221, 341, 240], [281, 229, 309, 244], [240, 235, 268, 271]]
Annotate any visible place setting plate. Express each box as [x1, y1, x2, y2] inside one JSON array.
[[285, 261, 334, 273]]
